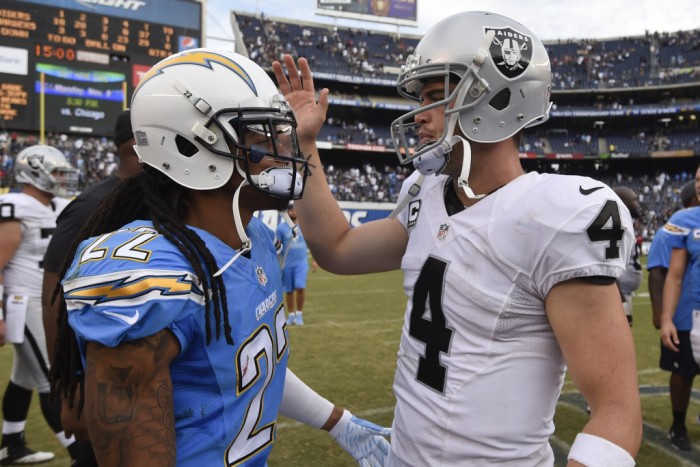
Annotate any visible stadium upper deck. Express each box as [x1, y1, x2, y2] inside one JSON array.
[[233, 12, 700, 89]]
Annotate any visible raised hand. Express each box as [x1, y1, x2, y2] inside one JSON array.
[[272, 55, 329, 145]]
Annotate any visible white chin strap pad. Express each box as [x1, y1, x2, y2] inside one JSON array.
[[413, 139, 451, 175], [252, 167, 303, 197]]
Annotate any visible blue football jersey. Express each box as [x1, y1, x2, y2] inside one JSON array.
[[276, 221, 308, 268], [63, 217, 289, 466], [660, 206, 700, 328]]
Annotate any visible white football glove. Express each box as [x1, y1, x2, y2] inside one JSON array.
[[329, 410, 391, 467]]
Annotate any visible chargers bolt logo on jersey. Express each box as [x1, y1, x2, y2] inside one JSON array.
[[487, 26, 533, 79], [437, 223, 450, 241]]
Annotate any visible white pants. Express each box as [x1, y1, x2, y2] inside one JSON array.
[[10, 298, 51, 393], [622, 293, 633, 319], [691, 310, 700, 366]]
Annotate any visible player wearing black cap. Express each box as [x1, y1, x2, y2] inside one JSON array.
[[41, 109, 140, 466]]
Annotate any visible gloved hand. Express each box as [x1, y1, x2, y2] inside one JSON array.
[[329, 409, 391, 467]]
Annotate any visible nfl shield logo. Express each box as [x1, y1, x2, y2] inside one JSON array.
[[437, 223, 450, 241], [256, 266, 268, 286], [486, 26, 533, 80]]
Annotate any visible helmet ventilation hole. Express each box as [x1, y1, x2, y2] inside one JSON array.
[[489, 88, 511, 111], [175, 135, 199, 158]]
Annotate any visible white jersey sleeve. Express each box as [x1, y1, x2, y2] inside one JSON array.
[[489, 173, 633, 300], [0, 193, 65, 296]]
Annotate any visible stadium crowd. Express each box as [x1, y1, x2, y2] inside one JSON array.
[[236, 12, 700, 88], [0, 16, 697, 250], [0, 130, 694, 242]]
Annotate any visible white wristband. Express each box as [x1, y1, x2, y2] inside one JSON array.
[[568, 433, 635, 467], [278, 369, 334, 429]]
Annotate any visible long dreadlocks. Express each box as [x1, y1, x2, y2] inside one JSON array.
[[49, 166, 233, 415]]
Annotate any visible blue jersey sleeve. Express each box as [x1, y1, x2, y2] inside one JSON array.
[[647, 230, 671, 270], [63, 222, 205, 350]]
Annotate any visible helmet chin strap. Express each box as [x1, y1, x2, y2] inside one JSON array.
[[213, 163, 253, 277], [453, 136, 484, 200], [235, 159, 304, 198], [214, 161, 302, 276]]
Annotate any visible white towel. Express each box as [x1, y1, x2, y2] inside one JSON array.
[[5, 294, 27, 344]]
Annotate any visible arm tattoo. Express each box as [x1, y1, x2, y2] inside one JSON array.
[[85, 329, 179, 466]]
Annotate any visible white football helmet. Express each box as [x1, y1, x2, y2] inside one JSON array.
[[130, 48, 307, 199], [14, 145, 78, 197], [391, 11, 552, 168]]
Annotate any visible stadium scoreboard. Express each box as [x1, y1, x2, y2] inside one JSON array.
[[0, 0, 202, 137]]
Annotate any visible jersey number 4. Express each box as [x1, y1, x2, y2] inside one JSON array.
[[409, 256, 454, 394], [585, 200, 624, 260]]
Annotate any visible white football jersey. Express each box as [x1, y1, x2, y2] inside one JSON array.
[[618, 243, 642, 296], [0, 193, 69, 297], [389, 171, 633, 466]]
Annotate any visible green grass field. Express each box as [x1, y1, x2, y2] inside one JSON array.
[[4, 264, 700, 466]]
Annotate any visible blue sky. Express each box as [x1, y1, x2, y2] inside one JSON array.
[[205, 0, 700, 48]]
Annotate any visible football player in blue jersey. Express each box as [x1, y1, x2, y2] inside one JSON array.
[[657, 173, 700, 451], [49, 49, 390, 467], [277, 202, 316, 326]]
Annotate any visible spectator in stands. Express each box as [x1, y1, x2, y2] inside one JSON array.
[[274, 10, 641, 465], [42, 109, 141, 466], [656, 174, 700, 451], [613, 186, 643, 325]]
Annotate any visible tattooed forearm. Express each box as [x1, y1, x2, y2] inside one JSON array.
[[84, 329, 180, 466]]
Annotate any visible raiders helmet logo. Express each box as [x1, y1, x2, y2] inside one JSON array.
[[26, 154, 44, 170], [486, 26, 533, 80]]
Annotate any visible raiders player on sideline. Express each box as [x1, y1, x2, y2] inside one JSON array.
[[50, 49, 390, 466], [0, 145, 78, 464], [274, 10, 642, 466], [612, 186, 642, 325]]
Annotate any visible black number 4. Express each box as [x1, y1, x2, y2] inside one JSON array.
[[409, 256, 454, 393], [585, 200, 624, 259]]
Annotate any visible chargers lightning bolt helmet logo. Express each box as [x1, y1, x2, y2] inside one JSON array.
[[134, 50, 257, 98]]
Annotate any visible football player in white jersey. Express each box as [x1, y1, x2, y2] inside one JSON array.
[[0, 145, 77, 464], [273, 10, 642, 466], [613, 186, 642, 325]]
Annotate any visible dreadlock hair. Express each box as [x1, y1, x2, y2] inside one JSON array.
[[49, 165, 234, 416]]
